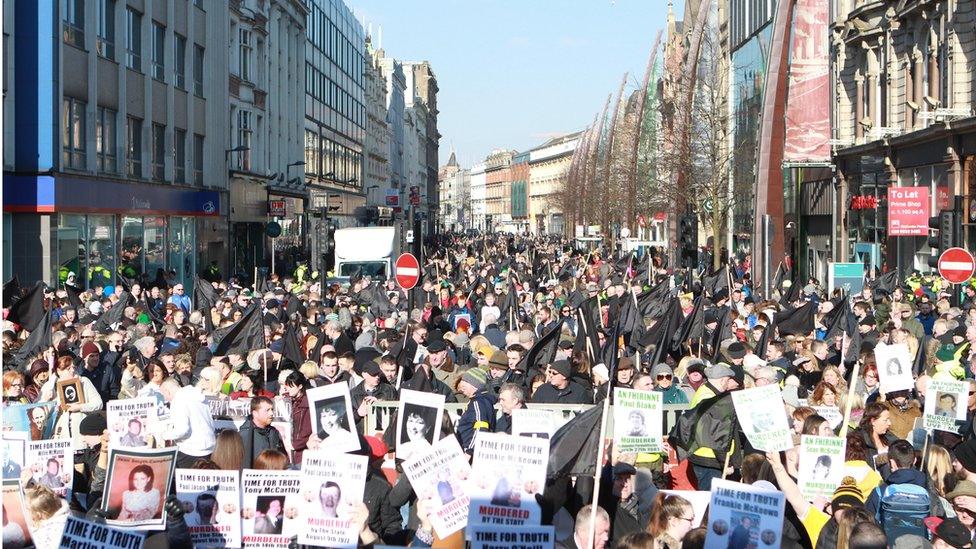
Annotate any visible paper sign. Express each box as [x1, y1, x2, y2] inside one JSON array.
[[470, 432, 549, 535], [58, 514, 145, 549], [403, 437, 473, 538], [306, 384, 360, 454], [613, 388, 663, 453], [704, 479, 785, 549], [2, 432, 27, 481], [875, 342, 914, 394], [396, 389, 446, 461], [26, 439, 74, 501], [241, 469, 303, 548], [107, 397, 158, 449], [468, 525, 555, 549], [924, 379, 968, 433], [812, 406, 843, 430], [798, 435, 846, 501], [299, 451, 369, 548], [102, 446, 178, 531], [731, 385, 793, 452], [176, 469, 243, 548], [511, 409, 557, 439]]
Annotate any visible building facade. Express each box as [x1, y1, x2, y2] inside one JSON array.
[[528, 133, 580, 235], [375, 53, 405, 196], [510, 152, 530, 233], [470, 161, 487, 231], [437, 149, 469, 232], [484, 149, 515, 231], [405, 61, 440, 235], [228, 0, 307, 279], [363, 35, 391, 222], [3, 0, 231, 290]]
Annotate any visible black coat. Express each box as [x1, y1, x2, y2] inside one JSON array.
[[363, 468, 404, 543], [531, 381, 592, 405], [239, 418, 287, 468]]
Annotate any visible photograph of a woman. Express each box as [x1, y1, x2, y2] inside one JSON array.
[[103, 447, 177, 529], [116, 464, 162, 521]]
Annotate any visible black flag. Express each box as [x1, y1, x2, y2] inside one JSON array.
[[7, 281, 47, 329], [95, 291, 133, 331], [3, 275, 21, 308], [281, 321, 305, 367], [669, 296, 704, 356], [518, 318, 565, 374], [546, 404, 604, 479], [774, 301, 816, 336], [870, 270, 899, 295], [12, 306, 52, 365], [65, 284, 84, 310], [213, 302, 265, 356], [194, 275, 220, 332]]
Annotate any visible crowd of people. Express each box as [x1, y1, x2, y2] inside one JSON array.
[[3, 232, 976, 549]]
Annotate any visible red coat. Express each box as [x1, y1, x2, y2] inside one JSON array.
[[290, 392, 312, 465]]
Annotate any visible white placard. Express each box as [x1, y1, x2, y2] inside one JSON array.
[[875, 342, 915, 394], [613, 388, 663, 453], [241, 469, 303, 548], [704, 479, 785, 549], [396, 389, 446, 461], [469, 432, 549, 535], [731, 385, 793, 452], [176, 469, 243, 548], [306, 384, 360, 454], [924, 378, 968, 433], [402, 437, 473, 538], [798, 435, 846, 501]]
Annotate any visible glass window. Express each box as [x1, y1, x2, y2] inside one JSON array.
[[193, 44, 204, 96], [152, 23, 165, 81], [62, 97, 86, 170], [56, 214, 87, 288], [152, 123, 165, 180], [174, 34, 186, 89], [174, 129, 186, 183], [237, 110, 251, 171], [62, 0, 85, 48], [144, 216, 166, 278], [193, 134, 204, 185], [96, 107, 117, 173], [168, 217, 196, 292], [120, 216, 144, 278], [125, 8, 142, 71], [127, 116, 142, 177], [97, 0, 115, 59], [87, 215, 115, 288], [239, 28, 251, 82]]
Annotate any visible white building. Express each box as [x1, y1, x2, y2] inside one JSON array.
[[363, 35, 391, 217], [470, 161, 487, 231], [376, 53, 406, 203], [438, 149, 469, 232]]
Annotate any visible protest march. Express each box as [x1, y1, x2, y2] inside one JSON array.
[[6, 232, 976, 549]]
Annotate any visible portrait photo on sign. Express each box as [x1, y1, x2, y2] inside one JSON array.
[[874, 342, 914, 394], [175, 468, 243, 548], [307, 384, 359, 453], [399, 403, 438, 445], [395, 389, 445, 461], [252, 495, 286, 534], [102, 447, 177, 530], [25, 441, 74, 499], [56, 378, 85, 406], [2, 402, 58, 441], [241, 469, 303, 542], [1, 435, 26, 480]]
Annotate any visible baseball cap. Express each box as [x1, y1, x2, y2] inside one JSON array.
[[924, 517, 972, 548]]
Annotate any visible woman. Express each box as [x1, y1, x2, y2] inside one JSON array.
[[843, 432, 883, 497], [117, 464, 161, 521], [282, 371, 312, 465], [211, 430, 244, 471], [3, 371, 28, 404], [119, 355, 146, 399], [792, 407, 816, 440], [801, 415, 834, 437], [856, 402, 897, 473], [808, 382, 839, 408], [789, 354, 822, 397], [820, 366, 847, 394], [39, 356, 103, 441], [926, 445, 956, 517], [853, 364, 880, 402], [254, 450, 290, 471], [23, 360, 50, 403], [833, 508, 874, 549], [528, 374, 546, 399], [645, 492, 695, 548]]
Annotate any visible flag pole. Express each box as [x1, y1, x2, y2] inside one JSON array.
[[838, 360, 861, 439], [586, 336, 618, 549]]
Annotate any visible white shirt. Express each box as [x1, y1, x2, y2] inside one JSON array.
[[162, 385, 216, 456]]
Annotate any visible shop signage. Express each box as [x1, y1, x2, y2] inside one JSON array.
[[850, 195, 878, 210], [887, 187, 930, 237], [268, 200, 287, 217], [385, 189, 400, 207]]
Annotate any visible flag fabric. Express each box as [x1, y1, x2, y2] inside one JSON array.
[[710, 308, 733, 362], [774, 301, 815, 336], [753, 314, 774, 360], [64, 284, 84, 310], [3, 275, 21, 308], [194, 275, 219, 331], [870, 270, 899, 295], [779, 277, 801, 306], [702, 266, 729, 297], [546, 404, 604, 479], [669, 296, 704, 355], [95, 292, 132, 331], [518, 318, 565, 372], [12, 306, 52, 365], [637, 281, 671, 320], [212, 302, 265, 356], [6, 281, 47, 330], [281, 321, 305, 367], [642, 297, 682, 366]]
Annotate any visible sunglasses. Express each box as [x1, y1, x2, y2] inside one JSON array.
[[656, 374, 672, 380]]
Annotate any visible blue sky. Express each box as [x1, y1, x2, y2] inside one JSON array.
[[347, 0, 681, 168]]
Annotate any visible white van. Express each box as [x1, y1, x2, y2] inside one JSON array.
[[330, 226, 399, 284]]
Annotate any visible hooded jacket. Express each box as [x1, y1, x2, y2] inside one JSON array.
[[865, 467, 943, 520], [239, 417, 287, 468]]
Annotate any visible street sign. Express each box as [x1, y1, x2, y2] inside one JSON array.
[[395, 253, 420, 290], [828, 262, 865, 295], [385, 189, 400, 207], [268, 200, 287, 217], [938, 247, 976, 284]]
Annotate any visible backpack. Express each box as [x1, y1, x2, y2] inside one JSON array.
[[876, 483, 931, 540]]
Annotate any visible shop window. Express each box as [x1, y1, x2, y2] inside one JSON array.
[[120, 216, 144, 278], [56, 214, 87, 288], [87, 215, 116, 288], [144, 216, 167, 278]]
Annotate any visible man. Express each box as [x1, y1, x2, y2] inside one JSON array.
[[37, 458, 64, 490], [485, 349, 518, 396], [728, 516, 754, 549], [556, 505, 610, 549], [239, 396, 287, 468], [319, 351, 351, 386], [167, 284, 191, 314], [378, 356, 399, 387], [163, 366, 218, 468], [119, 418, 147, 447], [254, 498, 284, 534], [324, 320, 355, 356], [132, 336, 158, 369], [865, 439, 934, 519], [924, 517, 973, 549], [532, 360, 592, 405], [495, 383, 527, 435], [456, 368, 497, 453], [598, 462, 646, 541], [351, 361, 397, 425], [535, 306, 558, 338], [79, 341, 120, 403], [482, 313, 507, 349], [671, 363, 739, 490], [400, 339, 458, 402]]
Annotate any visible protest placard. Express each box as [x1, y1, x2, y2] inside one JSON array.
[[58, 514, 145, 549], [612, 388, 663, 453], [26, 439, 73, 500], [3, 479, 31, 547], [241, 469, 303, 548], [798, 435, 846, 501], [730, 385, 792, 452], [812, 406, 843, 430], [511, 409, 558, 439], [924, 378, 968, 433], [396, 389, 445, 461], [175, 469, 243, 548], [306, 384, 360, 454], [660, 490, 711, 527], [875, 342, 914, 394], [2, 432, 27, 481], [107, 397, 157, 449], [402, 437, 473, 538], [102, 446, 177, 530], [470, 432, 549, 535], [2, 401, 58, 441], [704, 479, 785, 549], [468, 524, 555, 549], [299, 451, 369, 549]]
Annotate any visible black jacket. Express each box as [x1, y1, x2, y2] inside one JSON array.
[[363, 468, 403, 543], [80, 359, 121, 403], [239, 418, 287, 468], [350, 381, 398, 424], [483, 324, 507, 349], [598, 464, 648, 541], [531, 381, 592, 405]]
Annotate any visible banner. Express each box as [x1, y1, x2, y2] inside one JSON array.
[[887, 187, 930, 237], [102, 446, 178, 530], [396, 389, 446, 461], [731, 385, 793, 452], [511, 409, 558, 439], [468, 525, 555, 549], [25, 439, 73, 501], [704, 479, 786, 549], [612, 388, 663, 453], [176, 469, 243, 548], [402, 437, 473, 538], [797, 435, 846, 501], [241, 469, 303, 548], [812, 406, 843, 430], [306, 384, 360, 454], [924, 379, 968, 433], [299, 451, 369, 548], [875, 342, 914, 394], [470, 432, 548, 534], [782, 0, 829, 162], [107, 397, 158, 449], [58, 515, 145, 549]]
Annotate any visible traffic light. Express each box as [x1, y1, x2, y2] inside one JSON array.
[[928, 210, 956, 268], [679, 214, 698, 269]]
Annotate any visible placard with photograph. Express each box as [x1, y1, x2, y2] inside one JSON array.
[[107, 397, 158, 449], [2, 479, 32, 548], [704, 479, 785, 549], [2, 401, 58, 441], [241, 469, 303, 548], [924, 378, 968, 433], [469, 432, 549, 535], [25, 439, 73, 500], [874, 342, 914, 394], [56, 378, 86, 406], [402, 437, 473, 538], [797, 435, 846, 501], [58, 514, 146, 549], [396, 389, 445, 461], [102, 446, 178, 530], [298, 451, 369, 548], [176, 469, 243, 548], [2, 432, 27, 481], [613, 388, 663, 453], [730, 385, 793, 452], [306, 384, 360, 454]]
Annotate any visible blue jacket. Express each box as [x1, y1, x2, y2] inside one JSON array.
[[865, 467, 930, 519], [168, 294, 191, 314], [457, 390, 497, 453]]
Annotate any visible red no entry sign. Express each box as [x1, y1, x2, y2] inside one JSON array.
[[938, 247, 976, 284], [395, 253, 421, 290]]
